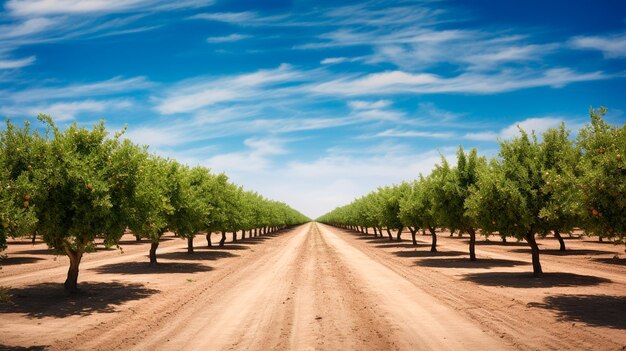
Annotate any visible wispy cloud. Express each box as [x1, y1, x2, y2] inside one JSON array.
[[569, 32, 626, 58], [155, 64, 309, 114], [464, 117, 565, 141], [373, 129, 454, 139], [310, 68, 610, 96], [5, 0, 214, 16], [0, 55, 36, 69], [206, 33, 251, 43]]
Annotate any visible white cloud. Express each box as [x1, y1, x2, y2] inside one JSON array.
[[4, 76, 152, 103], [463, 117, 564, 141], [155, 64, 307, 114], [206, 33, 251, 43], [374, 129, 454, 139], [569, 32, 626, 58], [310, 68, 610, 96], [5, 0, 213, 16], [204, 137, 288, 173], [0, 55, 36, 69], [2, 99, 133, 121], [348, 99, 391, 110]]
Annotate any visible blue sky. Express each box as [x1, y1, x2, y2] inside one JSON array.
[[1, 0, 625, 218]]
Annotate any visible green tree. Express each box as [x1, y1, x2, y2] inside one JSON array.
[[432, 147, 485, 260], [34, 116, 144, 292], [128, 155, 175, 265], [577, 107, 626, 242], [0, 119, 42, 253], [466, 129, 548, 276], [538, 124, 582, 251]]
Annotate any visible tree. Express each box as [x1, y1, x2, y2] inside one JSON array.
[[466, 129, 549, 276], [168, 165, 211, 254], [33, 116, 144, 292], [538, 124, 582, 251], [0, 119, 41, 254], [128, 155, 174, 265], [431, 147, 485, 261], [397, 175, 440, 251], [577, 107, 626, 242]]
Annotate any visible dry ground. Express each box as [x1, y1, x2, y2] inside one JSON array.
[[0, 223, 624, 350]]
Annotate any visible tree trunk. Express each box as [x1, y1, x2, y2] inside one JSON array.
[[599, 236, 603, 242], [502, 235, 507, 243], [206, 232, 212, 247], [31, 232, 36, 244], [241, 230, 246, 240], [149, 242, 159, 266], [63, 246, 83, 293], [254, 228, 258, 237], [422, 228, 427, 236], [135, 235, 141, 242], [554, 230, 566, 251], [232, 230, 237, 242], [220, 231, 226, 246], [187, 236, 194, 254], [525, 230, 543, 276], [365, 227, 369, 235], [429, 227, 437, 252], [409, 227, 417, 246], [386, 228, 393, 241], [396, 226, 403, 241], [467, 227, 477, 261], [373, 227, 378, 237]]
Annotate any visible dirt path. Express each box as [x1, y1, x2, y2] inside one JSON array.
[[1, 223, 624, 350]]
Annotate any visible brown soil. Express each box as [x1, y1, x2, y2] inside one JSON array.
[[0, 224, 624, 350]]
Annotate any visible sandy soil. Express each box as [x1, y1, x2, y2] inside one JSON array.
[[0, 223, 624, 350]]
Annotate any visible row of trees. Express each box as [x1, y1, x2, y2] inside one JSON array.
[[317, 108, 626, 276], [0, 115, 309, 292]]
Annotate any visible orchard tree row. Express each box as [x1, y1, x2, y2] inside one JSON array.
[[317, 107, 626, 276], [0, 115, 309, 292]]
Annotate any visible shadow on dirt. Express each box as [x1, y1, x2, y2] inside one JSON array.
[[92, 261, 213, 275], [417, 258, 529, 269], [374, 242, 430, 249], [528, 294, 626, 329], [474, 240, 532, 247], [0, 281, 158, 318], [592, 257, 626, 266], [0, 256, 45, 266], [159, 250, 236, 261], [511, 249, 615, 256], [395, 250, 465, 258], [14, 249, 58, 256], [462, 272, 610, 288], [0, 345, 48, 350]]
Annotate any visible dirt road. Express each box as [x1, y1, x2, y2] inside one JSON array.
[[1, 223, 624, 350]]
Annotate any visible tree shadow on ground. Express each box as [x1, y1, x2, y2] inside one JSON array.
[[511, 248, 615, 256], [592, 257, 626, 266], [6, 240, 44, 246], [474, 240, 531, 247], [417, 258, 529, 269], [211, 244, 251, 251], [0, 281, 158, 318], [118, 237, 174, 246], [0, 345, 48, 350], [528, 295, 626, 329], [12, 249, 58, 256], [159, 250, 235, 261], [394, 250, 465, 258], [374, 242, 430, 249], [0, 256, 45, 266], [462, 272, 611, 288], [92, 261, 213, 275]]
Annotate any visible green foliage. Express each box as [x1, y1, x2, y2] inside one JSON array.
[[577, 107, 626, 238]]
